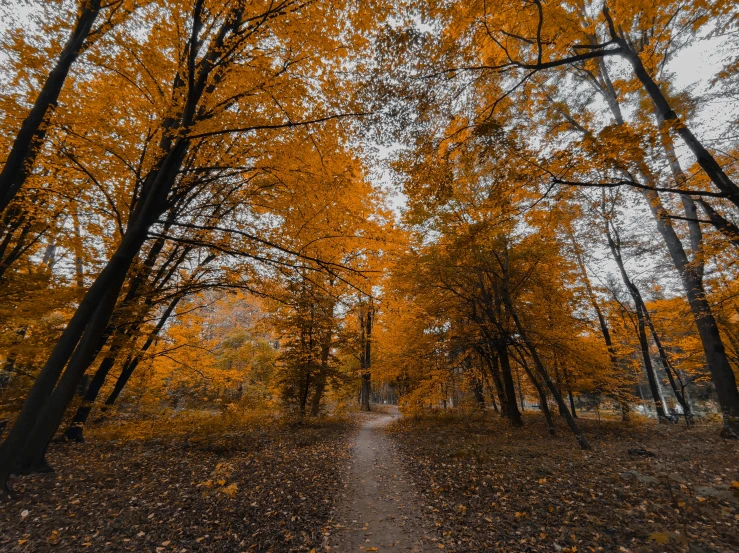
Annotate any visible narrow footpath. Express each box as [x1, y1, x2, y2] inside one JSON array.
[[328, 408, 433, 552]]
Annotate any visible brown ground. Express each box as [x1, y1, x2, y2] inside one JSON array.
[[0, 414, 354, 553], [387, 411, 739, 553]]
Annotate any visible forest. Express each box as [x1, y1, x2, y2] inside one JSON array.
[[0, 0, 738, 552]]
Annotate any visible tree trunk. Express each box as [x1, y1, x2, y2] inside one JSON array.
[[478, 347, 506, 417], [310, 336, 332, 417], [605, 223, 670, 422], [17, 285, 120, 473], [568, 390, 577, 418], [63, 354, 116, 442], [0, 133, 190, 493], [471, 377, 485, 411], [499, 242, 589, 449], [104, 295, 183, 408], [511, 310, 589, 448], [608, 16, 739, 207], [299, 372, 312, 418], [496, 342, 523, 426], [697, 200, 739, 248], [360, 374, 371, 412], [310, 377, 326, 417], [0, 0, 102, 216], [642, 189, 739, 436], [0, 219, 150, 491], [512, 348, 555, 435], [643, 313, 694, 425], [359, 301, 373, 412]]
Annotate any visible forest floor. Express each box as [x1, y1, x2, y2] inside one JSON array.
[[388, 411, 739, 553], [0, 411, 355, 552], [1, 410, 738, 553]]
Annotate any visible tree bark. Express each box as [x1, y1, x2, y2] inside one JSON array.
[[17, 286, 120, 473], [0, 0, 102, 216], [499, 242, 589, 449], [605, 222, 670, 422], [478, 347, 507, 417], [496, 341, 523, 426], [0, 132, 190, 493], [359, 301, 373, 412], [512, 347, 555, 434], [697, 200, 739, 248], [642, 189, 739, 436], [604, 8, 739, 208]]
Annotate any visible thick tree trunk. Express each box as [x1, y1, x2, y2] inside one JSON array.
[[642, 190, 739, 436], [360, 374, 371, 412], [0, 0, 102, 216], [0, 134, 189, 493], [310, 377, 326, 417], [0, 219, 150, 492], [496, 342, 522, 426], [18, 286, 120, 473]]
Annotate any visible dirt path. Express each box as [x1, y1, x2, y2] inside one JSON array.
[[328, 408, 433, 552]]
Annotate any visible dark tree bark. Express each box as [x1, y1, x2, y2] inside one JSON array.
[[605, 222, 670, 423], [496, 341, 522, 426], [0, 1, 103, 216], [601, 7, 739, 208], [359, 301, 373, 412], [0, 117, 193, 495], [471, 376, 486, 411], [697, 200, 739, 248], [310, 375, 326, 417], [593, 53, 732, 431], [499, 242, 589, 449], [63, 244, 211, 441], [478, 347, 507, 417], [0, 0, 257, 493], [63, 355, 115, 442], [17, 286, 120, 473], [642, 189, 739, 437], [569, 391, 577, 418], [512, 347, 555, 435]]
